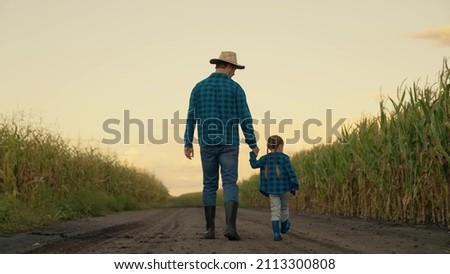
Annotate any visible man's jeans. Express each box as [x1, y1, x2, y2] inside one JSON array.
[[200, 145, 239, 206]]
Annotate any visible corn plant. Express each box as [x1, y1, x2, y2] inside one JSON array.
[[240, 58, 449, 228], [0, 114, 169, 234]]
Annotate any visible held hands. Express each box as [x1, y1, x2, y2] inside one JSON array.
[[252, 146, 260, 157]]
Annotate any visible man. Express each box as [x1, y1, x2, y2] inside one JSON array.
[[184, 51, 259, 241]]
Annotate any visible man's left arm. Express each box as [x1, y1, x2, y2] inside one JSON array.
[[236, 89, 258, 151]]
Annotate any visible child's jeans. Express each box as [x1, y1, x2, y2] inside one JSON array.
[[269, 192, 290, 222]]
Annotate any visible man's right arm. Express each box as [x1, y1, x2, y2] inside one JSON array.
[[184, 90, 197, 149]]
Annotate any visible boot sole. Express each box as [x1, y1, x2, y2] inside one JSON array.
[[224, 233, 240, 241]]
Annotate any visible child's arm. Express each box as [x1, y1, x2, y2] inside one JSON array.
[[249, 151, 265, 169]]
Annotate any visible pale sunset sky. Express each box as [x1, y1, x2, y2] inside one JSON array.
[[1, 0, 449, 196]]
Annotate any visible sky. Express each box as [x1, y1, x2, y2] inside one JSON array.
[[1, 0, 449, 196]]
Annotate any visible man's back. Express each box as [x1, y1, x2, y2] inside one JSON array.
[[185, 72, 255, 147]]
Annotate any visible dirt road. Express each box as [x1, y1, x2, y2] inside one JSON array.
[[1, 207, 449, 254]]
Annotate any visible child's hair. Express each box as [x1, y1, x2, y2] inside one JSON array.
[[264, 135, 284, 180]]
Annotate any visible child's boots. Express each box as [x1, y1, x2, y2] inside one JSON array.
[[281, 219, 290, 234], [271, 220, 282, 241]]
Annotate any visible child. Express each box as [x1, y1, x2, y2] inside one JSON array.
[[249, 135, 299, 241]]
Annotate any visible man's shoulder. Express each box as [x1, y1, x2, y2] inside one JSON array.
[[194, 75, 213, 86], [203, 73, 243, 86]]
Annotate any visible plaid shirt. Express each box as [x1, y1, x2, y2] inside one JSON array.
[[184, 72, 257, 148], [249, 151, 300, 196]]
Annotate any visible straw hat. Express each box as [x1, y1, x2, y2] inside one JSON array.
[[209, 51, 245, 69]]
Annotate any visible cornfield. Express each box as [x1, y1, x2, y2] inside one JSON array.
[[0, 115, 169, 234], [240, 58, 450, 227]]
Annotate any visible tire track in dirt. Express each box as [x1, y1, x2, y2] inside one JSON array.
[[2, 207, 448, 254], [28, 209, 168, 253], [237, 213, 359, 254]]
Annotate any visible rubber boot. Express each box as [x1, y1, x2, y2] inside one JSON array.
[[272, 220, 282, 241], [203, 206, 215, 239], [281, 219, 290, 234], [224, 200, 240, 241]]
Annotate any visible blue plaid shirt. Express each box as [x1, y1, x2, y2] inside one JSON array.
[[249, 151, 300, 196], [184, 72, 257, 148]]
